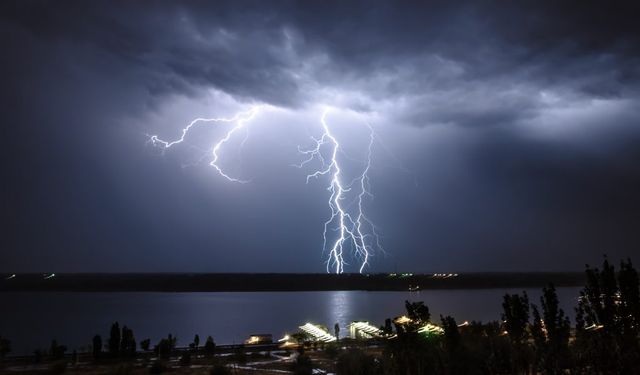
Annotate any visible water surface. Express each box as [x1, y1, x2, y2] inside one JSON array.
[[0, 288, 581, 354]]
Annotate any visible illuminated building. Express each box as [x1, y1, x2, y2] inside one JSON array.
[[299, 323, 337, 342], [393, 315, 445, 337], [244, 334, 273, 345], [349, 321, 384, 339]]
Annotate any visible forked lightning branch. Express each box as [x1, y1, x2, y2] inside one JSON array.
[[150, 106, 383, 273]]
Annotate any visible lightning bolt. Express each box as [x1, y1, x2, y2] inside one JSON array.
[[297, 108, 383, 273], [150, 105, 383, 273], [149, 106, 263, 183]]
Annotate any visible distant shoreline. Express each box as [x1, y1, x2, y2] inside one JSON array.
[[0, 272, 585, 292]]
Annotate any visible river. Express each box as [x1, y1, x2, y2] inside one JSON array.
[[0, 288, 581, 355]]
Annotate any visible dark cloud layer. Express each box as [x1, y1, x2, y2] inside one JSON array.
[[4, 1, 640, 111], [1, 1, 640, 272]]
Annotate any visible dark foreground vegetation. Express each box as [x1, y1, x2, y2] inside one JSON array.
[[361, 257, 640, 374], [0, 258, 638, 374], [0, 272, 585, 292]]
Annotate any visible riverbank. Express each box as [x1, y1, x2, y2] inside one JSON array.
[[0, 272, 585, 292]]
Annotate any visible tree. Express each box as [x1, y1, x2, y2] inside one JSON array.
[[140, 338, 151, 352], [502, 292, 530, 344], [441, 315, 461, 350], [382, 318, 393, 336], [574, 257, 640, 373], [461, 321, 508, 374], [204, 336, 216, 356], [155, 338, 172, 360], [531, 284, 570, 374], [193, 334, 200, 350], [405, 300, 430, 323], [440, 315, 464, 373], [440, 315, 489, 374], [108, 322, 121, 357], [395, 301, 431, 336], [168, 334, 176, 350], [0, 336, 11, 360], [153, 334, 177, 360], [49, 339, 67, 360], [92, 335, 102, 360], [502, 292, 532, 373], [121, 326, 136, 357], [290, 332, 310, 346], [618, 259, 640, 332]]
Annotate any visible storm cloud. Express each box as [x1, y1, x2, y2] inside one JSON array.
[[1, 1, 639, 272]]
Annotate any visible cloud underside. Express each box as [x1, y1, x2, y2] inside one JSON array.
[[3, 1, 639, 128]]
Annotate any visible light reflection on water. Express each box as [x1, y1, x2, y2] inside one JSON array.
[[1, 288, 581, 354], [329, 291, 350, 335]]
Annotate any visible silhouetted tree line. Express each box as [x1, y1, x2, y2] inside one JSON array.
[[335, 257, 640, 375], [88, 323, 217, 367], [91, 322, 137, 359]]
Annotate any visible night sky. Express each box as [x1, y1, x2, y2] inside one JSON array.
[[2, 1, 639, 273]]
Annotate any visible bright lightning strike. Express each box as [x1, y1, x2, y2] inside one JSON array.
[[150, 105, 383, 274], [297, 108, 383, 273], [149, 106, 263, 183]]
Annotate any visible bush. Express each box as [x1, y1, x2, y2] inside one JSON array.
[[154, 339, 172, 360], [140, 338, 151, 352], [49, 340, 67, 360], [204, 336, 216, 356], [325, 342, 340, 359]]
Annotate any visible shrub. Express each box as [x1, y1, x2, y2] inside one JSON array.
[[325, 342, 339, 359]]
